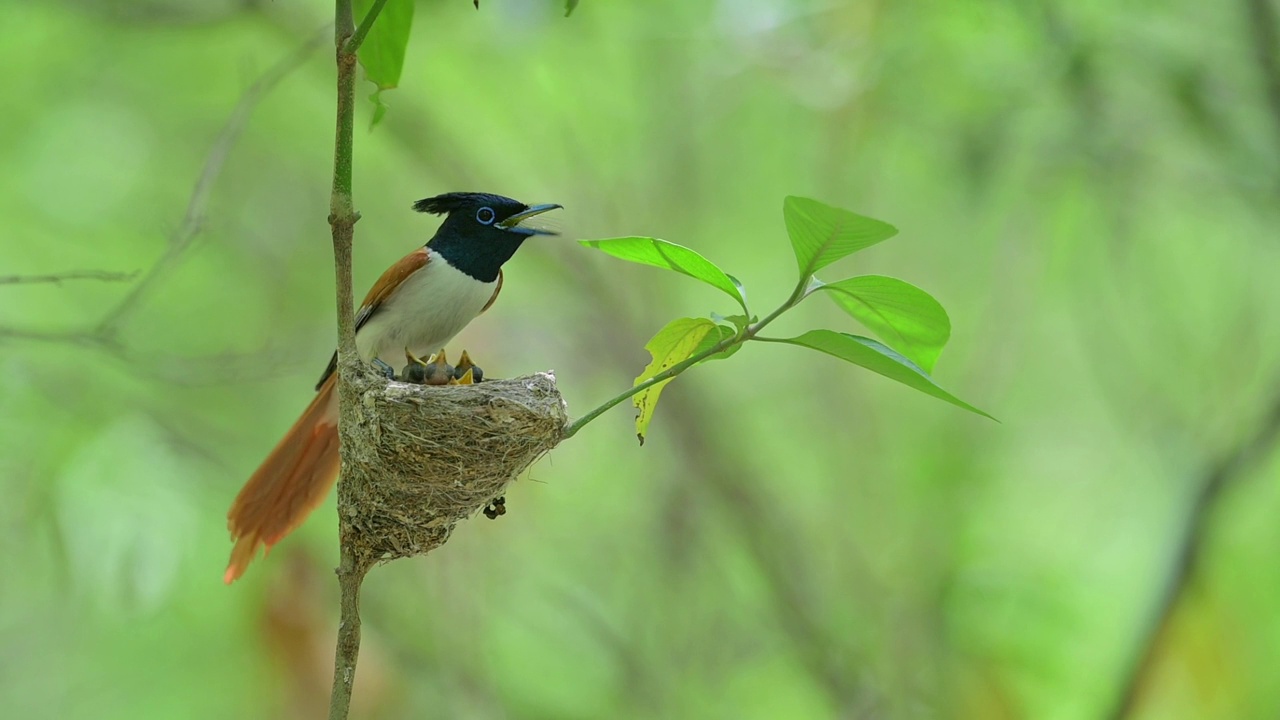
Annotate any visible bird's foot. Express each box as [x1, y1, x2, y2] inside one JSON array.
[[372, 357, 396, 380], [483, 496, 506, 519]]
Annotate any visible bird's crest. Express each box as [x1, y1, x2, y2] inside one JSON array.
[[412, 192, 519, 215]]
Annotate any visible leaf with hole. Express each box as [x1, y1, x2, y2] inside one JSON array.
[[813, 275, 950, 373], [354, 0, 414, 127], [579, 237, 747, 312], [633, 317, 718, 443], [773, 330, 993, 419], [784, 196, 898, 279]]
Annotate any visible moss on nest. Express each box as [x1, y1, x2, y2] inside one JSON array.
[[333, 361, 567, 567]]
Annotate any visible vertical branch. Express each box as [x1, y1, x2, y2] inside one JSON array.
[[328, 544, 370, 720], [330, 0, 358, 359], [327, 2, 364, 720], [1107, 391, 1280, 719], [327, 2, 395, 717], [1245, 0, 1280, 156]]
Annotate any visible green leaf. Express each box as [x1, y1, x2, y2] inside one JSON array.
[[580, 237, 747, 311], [710, 312, 749, 331], [783, 196, 898, 278], [813, 275, 951, 373], [690, 321, 742, 363], [634, 317, 718, 443], [565, 0, 580, 16], [773, 330, 993, 419], [354, 0, 414, 127]]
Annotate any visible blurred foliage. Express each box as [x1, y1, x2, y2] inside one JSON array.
[[2, 0, 1279, 718]]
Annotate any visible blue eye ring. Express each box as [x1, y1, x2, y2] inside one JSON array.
[[476, 207, 496, 225]]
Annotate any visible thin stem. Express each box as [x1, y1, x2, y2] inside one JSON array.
[[330, 0, 359, 360], [562, 275, 813, 439], [0, 270, 137, 285], [327, 2, 364, 720], [561, 332, 736, 440], [347, 0, 391, 54]]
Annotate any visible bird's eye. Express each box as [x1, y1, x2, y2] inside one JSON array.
[[476, 207, 496, 225]]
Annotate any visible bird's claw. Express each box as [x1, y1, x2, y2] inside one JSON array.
[[372, 357, 396, 380], [483, 496, 506, 519]]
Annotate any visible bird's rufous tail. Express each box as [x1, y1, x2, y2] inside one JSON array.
[[225, 376, 340, 584]]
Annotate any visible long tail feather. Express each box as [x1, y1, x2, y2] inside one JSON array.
[[225, 376, 340, 584]]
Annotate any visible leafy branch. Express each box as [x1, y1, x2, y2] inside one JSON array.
[[567, 195, 994, 443]]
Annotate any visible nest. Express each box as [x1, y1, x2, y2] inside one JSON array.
[[333, 360, 567, 568]]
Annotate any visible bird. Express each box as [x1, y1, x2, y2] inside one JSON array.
[[223, 192, 561, 584]]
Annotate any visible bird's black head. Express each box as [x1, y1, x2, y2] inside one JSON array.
[[414, 192, 561, 282]]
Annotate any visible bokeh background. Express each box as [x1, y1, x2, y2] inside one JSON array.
[[3, 0, 1279, 718]]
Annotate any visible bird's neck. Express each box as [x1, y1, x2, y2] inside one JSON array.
[[426, 231, 524, 283]]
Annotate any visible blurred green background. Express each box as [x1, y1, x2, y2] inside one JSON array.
[[3, 0, 1279, 718]]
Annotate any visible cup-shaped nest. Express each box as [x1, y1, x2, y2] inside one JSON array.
[[333, 364, 566, 567]]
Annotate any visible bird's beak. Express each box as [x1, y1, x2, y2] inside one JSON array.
[[497, 203, 563, 236]]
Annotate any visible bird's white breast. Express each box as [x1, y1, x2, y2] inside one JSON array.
[[356, 249, 497, 367]]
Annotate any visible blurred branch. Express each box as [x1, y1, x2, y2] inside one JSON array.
[[1108, 389, 1280, 720], [1245, 0, 1280, 154], [0, 270, 137, 285], [0, 28, 324, 382], [97, 28, 327, 341]]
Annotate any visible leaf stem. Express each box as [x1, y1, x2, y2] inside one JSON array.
[[562, 282, 807, 440], [346, 0, 391, 53]]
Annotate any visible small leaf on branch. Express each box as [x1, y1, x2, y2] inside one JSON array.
[[784, 196, 897, 279], [354, 0, 414, 127], [579, 237, 748, 312], [689, 322, 741, 363], [814, 275, 950, 373], [710, 312, 749, 331], [773, 330, 993, 419], [633, 317, 718, 443]]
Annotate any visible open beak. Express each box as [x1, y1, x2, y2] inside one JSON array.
[[497, 203, 563, 236]]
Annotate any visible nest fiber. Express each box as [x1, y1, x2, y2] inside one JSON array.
[[334, 365, 566, 567]]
